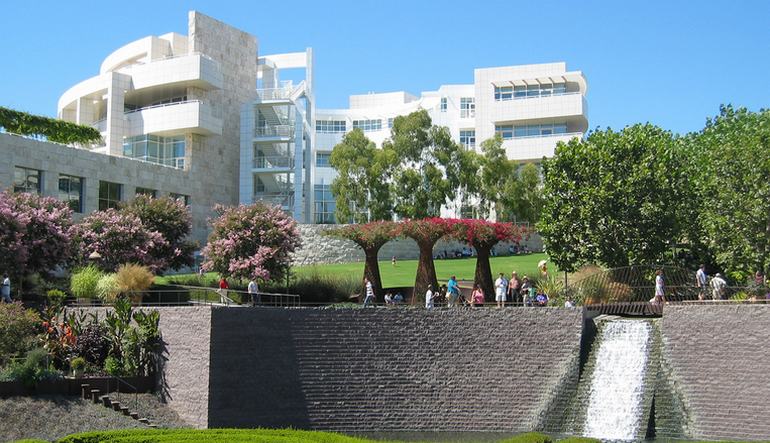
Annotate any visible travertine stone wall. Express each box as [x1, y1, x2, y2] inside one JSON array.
[[659, 305, 770, 441], [292, 224, 544, 266], [206, 307, 583, 432]]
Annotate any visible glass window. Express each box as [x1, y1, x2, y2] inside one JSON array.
[[98, 181, 122, 211], [122, 134, 186, 169], [13, 166, 41, 194], [495, 125, 514, 140], [352, 119, 382, 132], [514, 86, 526, 99], [510, 123, 569, 138], [527, 85, 540, 97], [316, 120, 346, 133], [316, 152, 332, 167], [554, 123, 567, 134], [494, 86, 513, 101], [388, 118, 394, 128], [514, 126, 527, 137], [135, 187, 157, 198], [314, 184, 336, 224], [253, 176, 265, 194], [459, 130, 476, 148], [169, 193, 190, 206], [440, 97, 448, 111], [553, 83, 567, 94], [58, 174, 83, 213], [460, 97, 475, 118]]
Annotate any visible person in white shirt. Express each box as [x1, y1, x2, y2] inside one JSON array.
[[494, 273, 508, 308], [710, 273, 727, 300], [696, 264, 708, 300], [363, 277, 375, 307], [1, 275, 10, 303], [247, 279, 260, 306], [654, 269, 665, 303], [425, 286, 434, 310]]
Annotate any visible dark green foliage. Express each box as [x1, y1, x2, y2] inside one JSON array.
[[263, 271, 360, 304], [0, 348, 60, 388], [73, 323, 108, 368], [0, 106, 102, 144], [0, 302, 43, 366]]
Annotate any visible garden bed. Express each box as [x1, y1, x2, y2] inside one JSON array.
[[0, 375, 154, 397]]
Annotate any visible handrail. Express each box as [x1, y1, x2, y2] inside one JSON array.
[[507, 131, 583, 140], [124, 100, 202, 115], [113, 374, 138, 414]]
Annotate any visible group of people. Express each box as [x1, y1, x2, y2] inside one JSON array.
[[695, 265, 768, 301], [423, 273, 551, 309], [217, 277, 262, 306]]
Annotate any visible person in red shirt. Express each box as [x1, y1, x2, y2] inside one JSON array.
[[218, 277, 229, 305]]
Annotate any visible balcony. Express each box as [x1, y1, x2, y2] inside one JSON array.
[[255, 81, 296, 103], [254, 124, 294, 139], [123, 53, 223, 91], [253, 155, 295, 170], [125, 100, 223, 136], [490, 92, 587, 123], [502, 132, 583, 161]]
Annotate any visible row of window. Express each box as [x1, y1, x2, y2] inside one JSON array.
[[123, 134, 186, 169], [495, 123, 568, 139], [459, 130, 476, 148], [316, 120, 346, 133], [352, 119, 382, 132], [494, 83, 568, 101], [440, 97, 476, 118], [314, 184, 336, 224], [316, 152, 331, 167], [11, 166, 189, 213]]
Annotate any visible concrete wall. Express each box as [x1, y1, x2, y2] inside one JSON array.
[[659, 305, 770, 441], [292, 224, 544, 266], [206, 307, 583, 432]]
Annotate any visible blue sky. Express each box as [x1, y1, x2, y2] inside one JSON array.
[[1, 0, 768, 134]]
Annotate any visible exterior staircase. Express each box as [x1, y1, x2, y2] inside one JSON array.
[[81, 383, 155, 428]]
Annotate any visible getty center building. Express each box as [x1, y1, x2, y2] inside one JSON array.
[[1, 11, 588, 242]]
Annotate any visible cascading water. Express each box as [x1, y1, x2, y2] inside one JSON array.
[[581, 319, 652, 440]]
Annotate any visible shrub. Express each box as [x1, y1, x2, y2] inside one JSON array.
[[70, 266, 103, 299], [95, 274, 120, 302], [264, 271, 360, 304], [103, 355, 123, 377], [0, 302, 43, 366], [2, 348, 61, 388], [115, 264, 155, 293], [73, 322, 108, 368], [70, 356, 86, 371], [45, 288, 67, 307]]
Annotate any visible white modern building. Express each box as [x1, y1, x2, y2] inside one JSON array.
[[2, 11, 587, 237]]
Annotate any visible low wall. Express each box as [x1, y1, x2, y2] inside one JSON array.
[[292, 224, 544, 266], [206, 307, 583, 432], [659, 305, 770, 441]]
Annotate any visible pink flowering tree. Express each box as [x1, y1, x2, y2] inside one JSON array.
[[121, 195, 196, 272], [201, 202, 301, 282], [450, 219, 525, 300], [326, 221, 399, 300], [0, 191, 73, 279], [400, 218, 456, 301], [70, 209, 167, 273]]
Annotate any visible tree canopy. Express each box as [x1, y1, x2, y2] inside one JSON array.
[[0, 106, 102, 145]]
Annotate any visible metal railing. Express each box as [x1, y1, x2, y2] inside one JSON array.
[[253, 155, 295, 169], [505, 131, 583, 141], [124, 100, 202, 115], [256, 85, 295, 101], [66, 286, 301, 308], [114, 374, 138, 414], [254, 124, 295, 138], [253, 192, 294, 208]]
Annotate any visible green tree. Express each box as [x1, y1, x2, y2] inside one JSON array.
[[500, 163, 545, 224], [693, 106, 770, 277], [329, 129, 394, 223], [386, 110, 463, 218], [538, 124, 688, 271], [475, 135, 513, 218]]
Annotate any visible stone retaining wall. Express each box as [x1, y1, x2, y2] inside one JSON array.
[[659, 305, 770, 441], [206, 307, 583, 431], [292, 224, 544, 266]]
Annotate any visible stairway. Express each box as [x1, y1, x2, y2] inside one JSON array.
[[81, 383, 156, 428]]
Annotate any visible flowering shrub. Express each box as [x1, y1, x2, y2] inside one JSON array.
[[326, 221, 399, 299], [70, 209, 167, 272], [0, 302, 43, 365], [122, 195, 196, 272], [0, 191, 73, 279], [201, 203, 301, 282]]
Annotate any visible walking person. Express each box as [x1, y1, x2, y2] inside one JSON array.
[[248, 278, 260, 306], [218, 277, 230, 305], [425, 285, 434, 310], [495, 272, 507, 308], [447, 275, 460, 307], [363, 277, 375, 307], [710, 273, 727, 300], [1, 275, 10, 303], [654, 269, 666, 304], [696, 264, 708, 301]]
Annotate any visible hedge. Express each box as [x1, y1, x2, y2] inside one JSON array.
[[0, 106, 102, 145]]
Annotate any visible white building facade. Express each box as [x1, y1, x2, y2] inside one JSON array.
[[4, 12, 587, 237]]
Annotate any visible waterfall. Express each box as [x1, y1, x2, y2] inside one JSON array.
[[582, 319, 652, 440]]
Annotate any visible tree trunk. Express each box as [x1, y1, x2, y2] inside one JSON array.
[[363, 248, 383, 301], [474, 246, 494, 302], [413, 241, 438, 304]]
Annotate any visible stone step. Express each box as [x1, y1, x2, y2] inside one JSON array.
[[138, 418, 150, 424], [130, 412, 140, 420], [80, 384, 90, 400], [100, 395, 111, 407], [91, 389, 101, 403], [111, 400, 122, 411], [121, 406, 130, 415]]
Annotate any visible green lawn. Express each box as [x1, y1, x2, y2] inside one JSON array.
[[295, 253, 552, 287]]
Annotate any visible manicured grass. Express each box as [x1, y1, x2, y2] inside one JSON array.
[[294, 253, 552, 287], [158, 253, 551, 289]]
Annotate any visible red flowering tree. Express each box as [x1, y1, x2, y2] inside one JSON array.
[[201, 202, 301, 282], [0, 191, 73, 279], [326, 221, 399, 300], [400, 218, 456, 301], [450, 219, 525, 300]]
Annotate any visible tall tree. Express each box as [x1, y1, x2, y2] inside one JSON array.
[[475, 135, 514, 219], [500, 163, 545, 224], [538, 124, 687, 271], [400, 218, 454, 301], [386, 110, 463, 218], [326, 221, 399, 300], [450, 220, 524, 299], [693, 106, 770, 277], [329, 129, 394, 223]]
